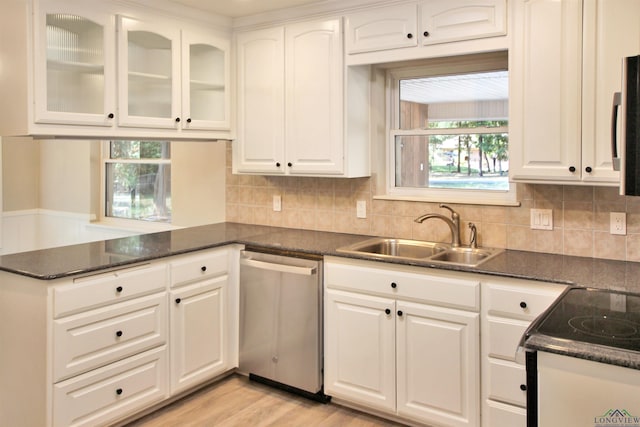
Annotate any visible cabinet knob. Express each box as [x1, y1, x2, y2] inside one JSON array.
[[107, 113, 114, 119], [175, 298, 181, 304], [276, 162, 281, 167], [186, 118, 192, 123], [397, 310, 404, 317], [585, 166, 593, 173], [385, 308, 391, 315], [116, 330, 123, 337], [201, 266, 207, 272], [520, 301, 527, 309], [287, 162, 293, 167], [407, 33, 413, 39], [423, 31, 430, 37], [391, 282, 397, 289], [175, 117, 181, 123], [116, 388, 123, 395], [569, 166, 576, 173], [116, 286, 123, 293], [520, 384, 527, 391]]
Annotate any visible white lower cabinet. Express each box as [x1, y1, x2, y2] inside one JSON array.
[[480, 279, 566, 427], [0, 245, 240, 427], [324, 256, 480, 427], [170, 276, 228, 394]]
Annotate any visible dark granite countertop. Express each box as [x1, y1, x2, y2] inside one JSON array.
[[3, 221, 640, 369]]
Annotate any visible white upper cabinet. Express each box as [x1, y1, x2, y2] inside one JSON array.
[[117, 16, 181, 129], [34, 0, 116, 127], [234, 18, 370, 177], [0, 0, 232, 140], [510, 0, 640, 184], [345, 0, 507, 64]]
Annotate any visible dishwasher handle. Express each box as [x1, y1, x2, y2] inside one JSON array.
[[240, 256, 317, 276]]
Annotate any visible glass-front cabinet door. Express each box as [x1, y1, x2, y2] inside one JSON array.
[[181, 30, 230, 130], [34, 1, 116, 126], [117, 15, 181, 129]]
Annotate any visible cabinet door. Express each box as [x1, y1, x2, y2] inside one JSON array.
[[170, 276, 228, 395], [581, 0, 640, 183], [509, 0, 583, 182], [34, 0, 116, 126], [117, 15, 181, 129], [324, 289, 396, 412], [235, 27, 285, 174], [181, 29, 230, 131], [420, 0, 506, 46], [345, 3, 418, 54], [285, 19, 344, 175], [396, 301, 479, 427]]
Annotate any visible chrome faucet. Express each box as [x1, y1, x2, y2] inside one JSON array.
[[414, 204, 461, 247]]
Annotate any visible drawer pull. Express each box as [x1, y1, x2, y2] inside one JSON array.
[[116, 286, 123, 293], [175, 298, 182, 304], [116, 388, 123, 395], [391, 282, 397, 289], [116, 330, 123, 338], [520, 384, 527, 391], [520, 301, 527, 309], [201, 266, 207, 272], [397, 310, 404, 317]]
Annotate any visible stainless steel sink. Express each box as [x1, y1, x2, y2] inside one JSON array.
[[337, 237, 502, 267]]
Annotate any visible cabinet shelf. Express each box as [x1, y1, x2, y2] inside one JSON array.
[[128, 71, 171, 81], [190, 80, 225, 91], [47, 59, 104, 74]]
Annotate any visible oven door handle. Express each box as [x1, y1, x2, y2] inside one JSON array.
[[240, 257, 317, 276]]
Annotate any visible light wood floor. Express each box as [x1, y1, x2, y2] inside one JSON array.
[[124, 374, 407, 427]]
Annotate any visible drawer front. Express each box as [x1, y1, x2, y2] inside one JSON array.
[[488, 358, 527, 407], [485, 282, 564, 320], [54, 264, 167, 318], [53, 346, 168, 427], [325, 259, 479, 311], [170, 248, 229, 287], [485, 399, 526, 427], [53, 293, 167, 382], [487, 317, 530, 361]]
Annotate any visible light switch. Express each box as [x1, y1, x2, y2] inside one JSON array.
[[356, 200, 367, 219], [273, 195, 282, 212], [530, 209, 553, 230]]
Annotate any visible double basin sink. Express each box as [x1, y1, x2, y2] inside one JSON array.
[[337, 237, 503, 267]]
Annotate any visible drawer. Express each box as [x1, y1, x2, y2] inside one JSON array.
[[53, 293, 167, 382], [53, 346, 168, 427], [325, 258, 479, 311], [485, 399, 526, 427], [487, 317, 530, 361], [488, 358, 527, 407], [54, 263, 167, 318], [485, 281, 564, 321], [170, 248, 229, 287]]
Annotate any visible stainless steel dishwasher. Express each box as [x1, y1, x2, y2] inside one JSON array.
[[238, 249, 329, 402]]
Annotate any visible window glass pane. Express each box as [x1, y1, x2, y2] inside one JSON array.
[[394, 133, 509, 191], [399, 71, 508, 130], [109, 140, 170, 159], [106, 163, 171, 222]]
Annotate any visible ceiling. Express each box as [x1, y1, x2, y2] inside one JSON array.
[[167, 0, 328, 18]]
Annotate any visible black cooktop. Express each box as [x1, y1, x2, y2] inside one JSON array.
[[529, 287, 640, 353]]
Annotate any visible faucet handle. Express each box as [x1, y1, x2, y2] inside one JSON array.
[[468, 223, 478, 249], [439, 204, 459, 219]]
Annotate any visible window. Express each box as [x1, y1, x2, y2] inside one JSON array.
[[386, 52, 516, 205], [103, 140, 171, 223]]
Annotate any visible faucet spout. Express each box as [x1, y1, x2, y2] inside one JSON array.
[[414, 204, 461, 247]]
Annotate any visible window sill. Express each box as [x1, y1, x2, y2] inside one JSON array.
[[374, 193, 521, 207]]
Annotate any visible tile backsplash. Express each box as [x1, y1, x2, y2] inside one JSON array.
[[225, 145, 640, 262]]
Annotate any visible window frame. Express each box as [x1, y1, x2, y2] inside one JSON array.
[[383, 52, 518, 206], [100, 140, 174, 230]]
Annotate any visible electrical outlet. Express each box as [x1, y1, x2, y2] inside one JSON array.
[[530, 209, 553, 230], [273, 195, 282, 212], [356, 200, 367, 218], [610, 212, 626, 235]]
